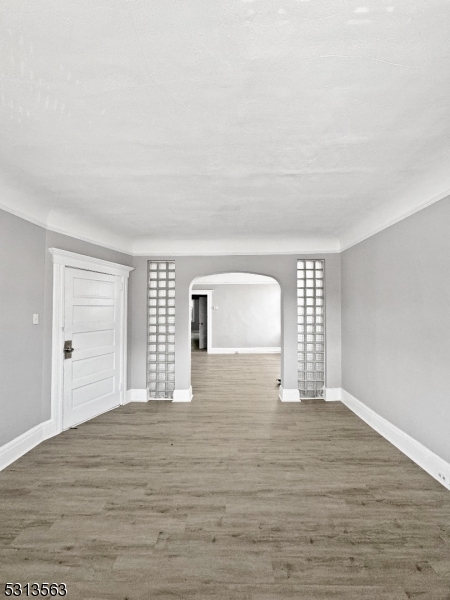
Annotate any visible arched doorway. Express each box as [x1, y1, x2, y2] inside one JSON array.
[[189, 272, 282, 400], [170, 256, 301, 403]]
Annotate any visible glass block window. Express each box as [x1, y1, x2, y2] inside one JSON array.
[[147, 261, 176, 399], [297, 260, 325, 399]]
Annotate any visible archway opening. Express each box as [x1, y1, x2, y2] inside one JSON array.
[[189, 272, 282, 401]]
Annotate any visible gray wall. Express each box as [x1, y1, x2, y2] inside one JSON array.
[[0, 208, 133, 447], [0, 206, 341, 447], [341, 197, 450, 463], [130, 254, 341, 392], [0, 210, 46, 446], [192, 283, 281, 349]]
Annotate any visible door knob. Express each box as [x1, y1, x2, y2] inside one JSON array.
[[64, 340, 74, 358]]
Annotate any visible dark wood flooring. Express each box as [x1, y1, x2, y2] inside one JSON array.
[[0, 353, 449, 599]]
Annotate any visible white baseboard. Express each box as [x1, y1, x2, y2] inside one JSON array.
[[341, 388, 450, 491], [125, 389, 148, 403], [208, 347, 281, 354], [325, 387, 342, 401], [173, 386, 193, 402], [279, 386, 300, 402], [0, 419, 57, 472]]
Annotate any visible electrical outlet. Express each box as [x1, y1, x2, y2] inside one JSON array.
[[438, 472, 450, 488], [33, 314, 39, 325]]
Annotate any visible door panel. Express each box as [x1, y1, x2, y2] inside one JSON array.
[[72, 353, 115, 380], [72, 304, 115, 323], [73, 277, 115, 298], [198, 296, 207, 350], [73, 329, 115, 350], [72, 376, 115, 408], [63, 268, 121, 429]]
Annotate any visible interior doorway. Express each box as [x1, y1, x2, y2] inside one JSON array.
[[190, 290, 213, 352], [50, 248, 132, 433], [189, 272, 281, 399]]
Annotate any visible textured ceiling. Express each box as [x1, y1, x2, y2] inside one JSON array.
[[1, 0, 450, 254]]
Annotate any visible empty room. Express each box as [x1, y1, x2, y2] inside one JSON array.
[[1, 1, 450, 599]]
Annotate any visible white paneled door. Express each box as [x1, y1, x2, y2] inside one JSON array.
[[63, 267, 122, 429]]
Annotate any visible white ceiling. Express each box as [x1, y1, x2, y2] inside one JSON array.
[[1, 0, 450, 255]]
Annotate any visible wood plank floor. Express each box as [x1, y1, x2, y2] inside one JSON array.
[[1, 353, 450, 599]]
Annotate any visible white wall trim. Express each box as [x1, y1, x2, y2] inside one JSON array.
[[50, 248, 134, 436], [325, 387, 342, 401], [341, 389, 450, 491], [2, 188, 449, 259], [340, 188, 450, 251], [0, 200, 48, 231], [173, 387, 193, 402], [125, 389, 148, 403], [193, 273, 277, 285], [209, 347, 281, 354], [49, 248, 134, 276], [0, 420, 57, 472], [279, 386, 301, 402], [194, 281, 277, 285], [133, 238, 340, 256]]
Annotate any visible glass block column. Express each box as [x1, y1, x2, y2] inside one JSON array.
[[147, 261, 176, 399], [297, 260, 325, 398]]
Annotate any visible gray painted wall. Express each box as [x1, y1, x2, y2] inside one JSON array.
[[0, 206, 341, 448], [192, 283, 281, 349], [130, 254, 341, 392], [341, 197, 450, 463], [0, 210, 46, 446], [0, 208, 133, 447]]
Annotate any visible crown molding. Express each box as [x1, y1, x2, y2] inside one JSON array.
[[0, 200, 48, 230], [132, 237, 341, 256], [2, 187, 449, 257], [340, 187, 450, 252], [45, 222, 134, 256]]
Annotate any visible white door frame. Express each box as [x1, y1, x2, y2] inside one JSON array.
[[50, 248, 134, 434], [190, 290, 213, 352]]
